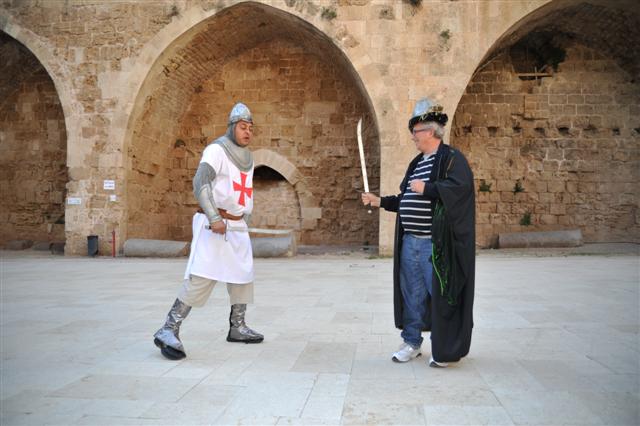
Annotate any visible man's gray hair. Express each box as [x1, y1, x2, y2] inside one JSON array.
[[423, 121, 445, 140]]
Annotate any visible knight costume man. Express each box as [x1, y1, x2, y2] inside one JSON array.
[[153, 102, 263, 360]]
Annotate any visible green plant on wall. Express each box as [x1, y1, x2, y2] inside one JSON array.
[[168, 4, 179, 18], [439, 29, 451, 51], [478, 179, 492, 193], [513, 179, 525, 194], [321, 7, 337, 20], [520, 211, 532, 226]]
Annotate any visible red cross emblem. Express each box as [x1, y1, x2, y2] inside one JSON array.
[[233, 172, 253, 206]]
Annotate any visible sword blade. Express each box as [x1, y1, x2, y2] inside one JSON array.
[[205, 225, 248, 232], [356, 117, 370, 193]]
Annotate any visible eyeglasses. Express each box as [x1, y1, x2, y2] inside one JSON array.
[[412, 128, 431, 136]]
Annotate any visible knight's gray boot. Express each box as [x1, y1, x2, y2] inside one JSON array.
[[226, 304, 264, 344], [153, 298, 192, 360]]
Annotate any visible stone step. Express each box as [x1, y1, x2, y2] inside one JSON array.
[[123, 230, 296, 258], [250, 228, 296, 258], [5, 240, 33, 250], [498, 229, 583, 248], [123, 239, 189, 257]]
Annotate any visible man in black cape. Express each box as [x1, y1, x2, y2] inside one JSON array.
[[362, 97, 475, 367]]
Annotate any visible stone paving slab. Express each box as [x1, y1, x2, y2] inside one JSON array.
[[0, 250, 638, 425]]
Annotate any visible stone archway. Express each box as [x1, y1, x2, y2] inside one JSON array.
[[449, 1, 640, 247], [1, 12, 87, 254], [252, 148, 318, 243], [123, 2, 380, 247], [252, 165, 302, 236], [0, 31, 68, 249]]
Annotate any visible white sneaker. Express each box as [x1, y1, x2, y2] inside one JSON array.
[[392, 342, 422, 363], [429, 355, 449, 368]]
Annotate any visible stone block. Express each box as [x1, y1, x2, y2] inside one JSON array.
[[547, 181, 566, 193], [498, 229, 582, 248], [6, 240, 33, 250], [476, 212, 490, 224], [539, 214, 558, 225], [496, 203, 511, 214], [568, 94, 584, 104], [250, 229, 296, 257], [301, 218, 317, 230], [32, 241, 52, 251], [578, 182, 596, 193], [50, 242, 65, 255], [123, 239, 189, 257]]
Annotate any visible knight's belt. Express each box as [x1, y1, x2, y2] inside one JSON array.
[[197, 208, 243, 221]]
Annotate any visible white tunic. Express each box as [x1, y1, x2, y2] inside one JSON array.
[[184, 144, 254, 284]]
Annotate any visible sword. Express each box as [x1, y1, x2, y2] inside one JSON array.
[[205, 226, 291, 235], [205, 223, 292, 242], [205, 225, 248, 232], [357, 117, 372, 214], [204, 218, 246, 241]]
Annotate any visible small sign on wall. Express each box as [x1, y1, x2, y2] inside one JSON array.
[[67, 197, 81, 205], [103, 180, 115, 190], [109, 194, 117, 202]]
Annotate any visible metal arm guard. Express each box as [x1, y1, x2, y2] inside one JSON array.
[[193, 162, 222, 224]]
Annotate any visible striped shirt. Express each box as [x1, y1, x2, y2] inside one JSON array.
[[400, 153, 435, 236]]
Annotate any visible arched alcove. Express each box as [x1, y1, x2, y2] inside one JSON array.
[[0, 31, 68, 248], [450, 1, 640, 247], [124, 2, 379, 247], [252, 165, 301, 234]]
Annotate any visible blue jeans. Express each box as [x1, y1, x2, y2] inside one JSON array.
[[399, 234, 433, 348]]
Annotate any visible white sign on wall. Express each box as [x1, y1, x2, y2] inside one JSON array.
[[67, 197, 81, 205], [109, 194, 117, 202], [103, 180, 115, 190]]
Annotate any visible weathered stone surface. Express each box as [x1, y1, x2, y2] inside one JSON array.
[[0, 0, 638, 257], [50, 242, 65, 254], [250, 228, 296, 258], [130, 36, 379, 247], [5, 240, 33, 250], [0, 33, 67, 247], [32, 241, 52, 251], [499, 229, 583, 248], [452, 41, 639, 248], [123, 239, 189, 258]]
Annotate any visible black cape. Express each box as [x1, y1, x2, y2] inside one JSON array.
[[380, 142, 475, 362]]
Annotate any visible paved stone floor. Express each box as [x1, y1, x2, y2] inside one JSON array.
[[1, 249, 638, 425]]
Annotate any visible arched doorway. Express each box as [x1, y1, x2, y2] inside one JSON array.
[[450, 1, 640, 247], [124, 2, 379, 247], [0, 32, 68, 250], [252, 165, 301, 233]]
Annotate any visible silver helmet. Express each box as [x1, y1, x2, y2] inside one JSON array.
[[228, 102, 253, 125]]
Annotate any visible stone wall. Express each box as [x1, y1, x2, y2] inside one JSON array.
[[2, 0, 638, 255], [252, 175, 301, 231], [451, 40, 640, 247], [128, 37, 379, 246], [0, 34, 67, 246]]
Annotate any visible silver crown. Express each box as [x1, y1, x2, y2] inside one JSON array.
[[411, 98, 443, 120], [408, 97, 448, 130], [228, 102, 253, 125]]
